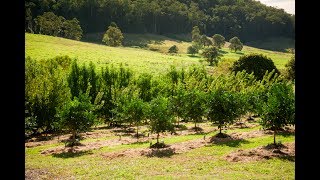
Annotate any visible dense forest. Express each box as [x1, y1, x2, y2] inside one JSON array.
[[25, 0, 294, 42]]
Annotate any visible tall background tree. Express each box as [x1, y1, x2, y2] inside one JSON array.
[[202, 46, 222, 66], [102, 23, 124, 47], [25, 0, 294, 43], [229, 37, 243, 52], [212, 34, 225, 49]]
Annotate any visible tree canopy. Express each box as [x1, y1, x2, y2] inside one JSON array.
[[26, 0, 294, 42]]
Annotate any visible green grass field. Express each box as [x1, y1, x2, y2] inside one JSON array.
[[25, 33, 292, 75], [25, 122, 295, 179]]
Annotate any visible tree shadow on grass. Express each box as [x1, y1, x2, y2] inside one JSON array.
[[143, 148, 176, 158], [278, 131, 295, 137], [206, 134, 250, 147], [187, 54, 201, 58], [219, 50, 228, 54], [52, 150, 93, 158], [278, 154, 295, 162], [235, 51, 244, 55], [214, 139, 250, 147]]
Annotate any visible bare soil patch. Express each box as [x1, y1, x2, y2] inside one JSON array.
[[25, 168, 52, 180], [101, 138, 208, 159], [225, 142, 295, 162]]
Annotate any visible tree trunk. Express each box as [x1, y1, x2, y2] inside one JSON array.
[[157, 133, 159, 144], [274, 128, 276, 145], [136, 124, 139, 140], [219, 125, 222, 134], [72, 130, 76, 146], [154, 14, 157, 33], [195, 122, 197, 131]]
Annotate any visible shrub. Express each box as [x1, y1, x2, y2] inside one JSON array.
[[187, 45, 198, 55], [168, 45, 179, 53], [285, 56, 295, 81], [231, 54, 280, 80]]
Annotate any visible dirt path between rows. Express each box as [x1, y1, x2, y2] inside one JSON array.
[[40, 127, 294, 158]]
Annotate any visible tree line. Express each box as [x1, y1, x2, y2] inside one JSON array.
[[25, 54, 295, 146], [25, 0, 294, 42]]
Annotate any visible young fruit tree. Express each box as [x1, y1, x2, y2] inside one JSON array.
[[183, 89, 206, 131], [58, 93, 96, 146], [147, 97, 174, 146], [117, 94, 146, 140], [206, 89, 243, 136], [260, 82, 295, 145]]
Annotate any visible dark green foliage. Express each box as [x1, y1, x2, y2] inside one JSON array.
[[102, 24, 124, 47], [62, 18, 83, 40], [191, 26, 202, 45], [229, 37, 243, 52], [285, 56, 295, 81], [147, 97, 174, 144], [114, 93, 147, 139], [27, 0, 294, 41], [34, 12, 82, 40], [34, 12, 65, 36], [200, 35, 213, 47], [260, 82, 295, 144], [187, 45, 198, 55], [212, 34, 225, 49], [183, 89, 206, 130], [231, 54, 280, 80], [58, 93, 96, 146], [169, 84, 187, 126], [168, 45, 179, 53], [67, 60, 100, 102], [137, 73, 153, 102], [201, 46, 222, 66], [25, 56, 71, 134], [206, 89, 244, 134], [98, 64, 133, 125]]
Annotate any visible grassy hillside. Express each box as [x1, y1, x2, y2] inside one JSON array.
[[26, 33, 292, 75]]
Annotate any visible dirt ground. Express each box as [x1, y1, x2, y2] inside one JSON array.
[[40, 126, 291, 157], [225, 142, 295, 162]]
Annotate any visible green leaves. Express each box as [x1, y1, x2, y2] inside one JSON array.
[[102, 23, 124, 47], [231, 54, 280, 80], [260, 82, 295, 129], [148, 97, 174, 134], [201, 46, 222, 66], [229, 37, 243, 52]]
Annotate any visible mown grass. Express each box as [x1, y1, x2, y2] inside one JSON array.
[[26, 123, 294, 179], [25, 33, 292, 76]]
